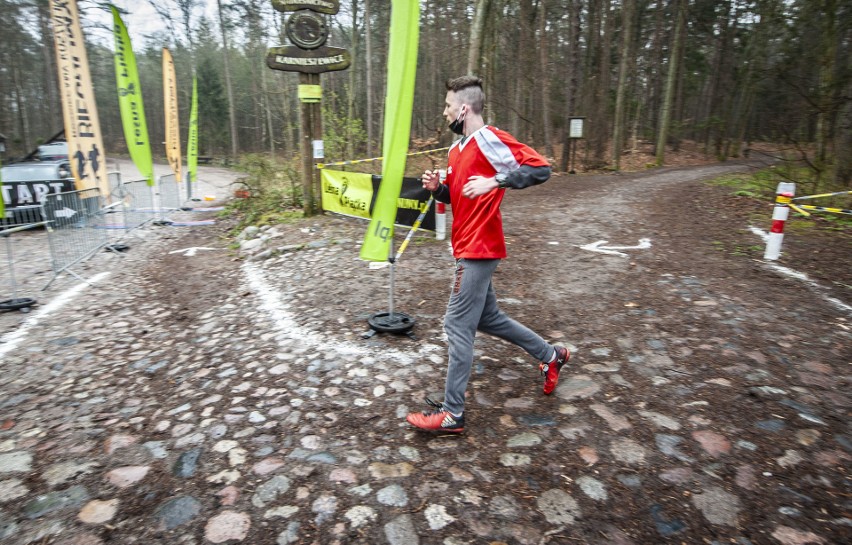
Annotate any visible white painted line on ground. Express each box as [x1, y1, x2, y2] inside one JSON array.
[[168, 247, 218, 257], [750, 226, 852, 314], [243, 263, 438, 362], [764, 263, 852, 314], [0, 272, 111, 359], [749, 226, 770, 243]]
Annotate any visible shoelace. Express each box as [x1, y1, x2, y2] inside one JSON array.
[[422, 397, 446, 415]]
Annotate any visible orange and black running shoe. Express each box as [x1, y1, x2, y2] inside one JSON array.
[[406, 398, 465, 433]]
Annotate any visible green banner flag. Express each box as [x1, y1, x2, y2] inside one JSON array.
[[359, 0, 420, 262], [111, 5, 154, 186], [187, 75, 199, 183]]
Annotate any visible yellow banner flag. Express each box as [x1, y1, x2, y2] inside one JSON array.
[[50, 0, 109, 196], [320, 170, 373, 219], [163, 48, 182, 183]]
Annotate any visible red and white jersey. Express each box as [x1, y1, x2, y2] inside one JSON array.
[[445, 125, 549, 259]]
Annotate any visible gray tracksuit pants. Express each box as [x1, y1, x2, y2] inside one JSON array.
[[442, 258, 555, 415]]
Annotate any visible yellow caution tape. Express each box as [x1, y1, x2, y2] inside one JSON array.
[[788, 203, 811, 217], [791, 203, 852, 215], [791, 190, 852, 201], [317, 147, 450, 170]]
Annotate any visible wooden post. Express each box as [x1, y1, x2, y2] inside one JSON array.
[[299, 72, 314, 215], [310, 73, 324, 215], [266, 1, 349, 216]]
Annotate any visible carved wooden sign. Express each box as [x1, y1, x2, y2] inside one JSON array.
[[266, 45, 351, 74], [267, 0, 348, 74], [271, 0, 340, 15]]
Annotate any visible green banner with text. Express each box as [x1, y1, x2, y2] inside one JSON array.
[[359, 0, 419, 261], [111, 5, 154, 186]]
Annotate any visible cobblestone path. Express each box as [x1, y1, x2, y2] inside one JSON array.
[[0, 162, 848, 545]]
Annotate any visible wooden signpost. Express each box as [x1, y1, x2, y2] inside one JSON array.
[[267, 0, 350, 215]]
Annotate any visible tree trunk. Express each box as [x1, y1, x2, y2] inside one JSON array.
[[37, 1, 58, 134], [262, 68, 275, 157], [346, 0, 360, 159], [559, 0, 581, 172], [592, 0, 612, 164], [815, 0, 837, 187], [468, 0, 492, 76], [537, 0, 553, 157], [612, 0, 636, 170], [13, 63, 31, 152], [365, 0, 374, 157], [649, 0, 666, 145], [656, 0, 686, 166], [834, 10, 852, 186], [699, 1, 731, 153], [217, 0, 239, 157]]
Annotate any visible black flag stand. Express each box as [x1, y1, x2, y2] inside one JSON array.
[[363, 237, 416, 339]]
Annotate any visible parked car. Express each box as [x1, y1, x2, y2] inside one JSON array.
[[1, 159, 75, 226], [36, 141, 69, 161]]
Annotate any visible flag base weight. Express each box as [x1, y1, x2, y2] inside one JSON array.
[[363, 311, 416, 339], [362, 238, 416, 339]]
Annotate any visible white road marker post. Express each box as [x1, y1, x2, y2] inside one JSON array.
[[763, 182, 796, 261], [435, 169, 447, 241]]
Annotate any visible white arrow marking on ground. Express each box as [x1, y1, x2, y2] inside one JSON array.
[[169, 247, 217, 257], [54, 207, 77, 218], [580, 238, 652, 257]]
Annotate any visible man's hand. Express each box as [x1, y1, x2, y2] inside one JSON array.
[[462, 175, 499, 198], [422, 170, 441, 192]]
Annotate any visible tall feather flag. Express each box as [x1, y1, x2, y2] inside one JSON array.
[[359, 0, 420, 261], [49, 0, 109, 196], [187, 75, 199, 184], [111, 5, 154, 186], [163, 48, 181, 183]]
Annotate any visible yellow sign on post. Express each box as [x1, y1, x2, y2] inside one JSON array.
[[298, 84, 323, 102]]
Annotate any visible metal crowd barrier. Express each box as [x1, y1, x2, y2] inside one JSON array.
[[42, 187, 110, 288], [158, 173, 181, 220], [112, 178, 156, 231], [1, 204, 43, 229], [0, 211, 48, 311]]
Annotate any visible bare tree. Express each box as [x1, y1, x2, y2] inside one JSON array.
[[365, 0, 374, 156], [537, 0, 553, 157], [612, 0, 636, 170], [216, 0, 239, 157], [467, 0, 492, 75], [559, 0, 581, 172], [656, 0, 686, 166]]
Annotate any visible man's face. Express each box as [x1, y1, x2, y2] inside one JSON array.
[[444, 91, 463, 123]]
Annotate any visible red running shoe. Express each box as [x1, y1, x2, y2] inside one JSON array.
[[540, 345, 571, 395], [406, 398, 465, 433]]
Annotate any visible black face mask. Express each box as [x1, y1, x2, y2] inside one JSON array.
[[448, 109, 466, 135]]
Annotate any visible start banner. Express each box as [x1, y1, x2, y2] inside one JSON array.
[[321, 169, 435, 231]]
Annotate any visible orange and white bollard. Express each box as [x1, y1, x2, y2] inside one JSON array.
[[764, 182, 796, 260], [436, 169, 447, 241]]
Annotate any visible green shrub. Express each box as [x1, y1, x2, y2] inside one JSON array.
[[227, 154, 304, 232]]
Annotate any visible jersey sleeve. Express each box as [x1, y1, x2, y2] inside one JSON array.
[[477, 126, 550, 173]]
